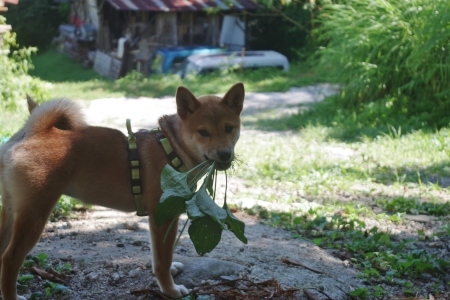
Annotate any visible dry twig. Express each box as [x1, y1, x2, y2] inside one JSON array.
[[30, 266, 66, 284], [281, 257, 323, 274], [304, 289, 322, 300]]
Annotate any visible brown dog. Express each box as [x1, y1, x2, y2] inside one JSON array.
[[0, 83, 245, 299]]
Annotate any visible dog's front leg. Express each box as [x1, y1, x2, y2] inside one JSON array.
[[149, 216, 189, 298]]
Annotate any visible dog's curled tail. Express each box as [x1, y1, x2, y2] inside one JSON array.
[[24, 97, 87, 136]]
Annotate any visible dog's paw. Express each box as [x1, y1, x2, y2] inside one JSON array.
[[170, 261, 184, 276], [163, 284, 190, 298]]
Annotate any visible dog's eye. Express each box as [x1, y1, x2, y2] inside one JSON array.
[[225, 125, 234, 133], [198, 129, 210, 137]]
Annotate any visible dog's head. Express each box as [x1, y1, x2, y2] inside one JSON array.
[[176, 83, 245, 171]]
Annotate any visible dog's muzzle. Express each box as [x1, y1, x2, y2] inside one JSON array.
[[205, 149, 233, 171]]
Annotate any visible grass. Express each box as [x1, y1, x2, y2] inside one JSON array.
[[235, 125, 450, 200], [29, 49, 319, 101]]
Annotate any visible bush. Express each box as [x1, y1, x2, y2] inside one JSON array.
[[313, 0, 450, 129], [0, 16, 49, 110]]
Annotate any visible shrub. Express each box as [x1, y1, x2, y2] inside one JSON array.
[[313, 0, 450, 129], [0, 16, 49, 110]]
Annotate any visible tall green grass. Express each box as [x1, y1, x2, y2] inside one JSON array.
[[313, 0, 450, 129]]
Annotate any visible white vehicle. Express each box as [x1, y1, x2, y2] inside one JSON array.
[[179, 50, 289, 77]]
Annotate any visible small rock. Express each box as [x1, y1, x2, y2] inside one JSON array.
[[123, 222, 139, 231], [129, 267, 141, 278], [343, 260, 352, 268], [117, 243, 125, 247], [86, 272, 99, 281], [112, 272, 121, 281], [132, 240, 143, 246], [83, 268, 95, 275], [428, 241, 443, 248], [174, 257, 245, 288]]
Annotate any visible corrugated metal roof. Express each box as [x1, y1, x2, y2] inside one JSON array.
[[106, 0, 260, 11]]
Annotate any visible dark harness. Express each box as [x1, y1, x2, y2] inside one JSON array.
[[126, 119, 188, 216]]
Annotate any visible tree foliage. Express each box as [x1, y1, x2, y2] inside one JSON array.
[[5, 0, 69, 50], [248, 0, 322, 60], [0, 16, 48, 110]]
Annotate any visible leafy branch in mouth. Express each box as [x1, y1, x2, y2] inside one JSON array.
[[156, 160, 247, 255]]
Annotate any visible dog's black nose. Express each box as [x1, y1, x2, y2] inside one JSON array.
[[217, 149, 232, 162]]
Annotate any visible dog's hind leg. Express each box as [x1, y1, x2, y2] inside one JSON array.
[[0, 192, 14, 270], [0, 191, 60, 300], [149, 216, 189, 298]]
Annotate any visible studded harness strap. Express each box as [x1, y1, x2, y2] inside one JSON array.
[[126, 119, 188, 216]]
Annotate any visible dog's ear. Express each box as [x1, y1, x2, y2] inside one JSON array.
[[221, 83, 245, 115], [176, 86, 200, 120], [26, 94, 38, 113]]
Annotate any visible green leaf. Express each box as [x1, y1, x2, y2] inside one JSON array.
[[188, 216, 223, 255], [195, 188, 227, 225], [160, 164, 192, 195], [34, 253, 48, 265], [160, 189, 193, 203], [223, 205, 247, 244], [155, 196, 186, 226], [23, 259, 34, 268], [349, 287, 368, 299], [30, 292, 44, 300], [313, 238, 323, 246], [18, 274, 34, 284], [186, 198, 206, 219], [45, 281, 68, 296]]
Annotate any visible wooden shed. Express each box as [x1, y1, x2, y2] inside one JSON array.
[[66, 0, 259, 78], [71, 0, 259, 50]]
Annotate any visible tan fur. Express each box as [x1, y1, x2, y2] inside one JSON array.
[[0, 83, 245, 300]]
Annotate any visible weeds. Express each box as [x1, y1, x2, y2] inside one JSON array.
[[19, 253, 72, 298], [314, 0, 450, 129], [248, 205, 450, 298], [377, 197, 450, 216], [50, 196, 86, 221]]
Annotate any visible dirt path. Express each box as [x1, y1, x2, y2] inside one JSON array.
[[23, 85, 364, 300]]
